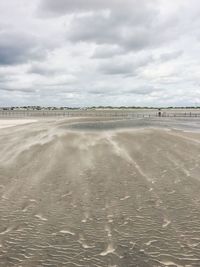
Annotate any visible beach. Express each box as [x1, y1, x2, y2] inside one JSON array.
[[0, 119, 37, 129], [0, 117, 200, 267]]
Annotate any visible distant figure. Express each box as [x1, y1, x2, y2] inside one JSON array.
[[158, 108, 162, 117]]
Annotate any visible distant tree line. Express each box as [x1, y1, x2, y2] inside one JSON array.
[[0, 106, 199, 111]]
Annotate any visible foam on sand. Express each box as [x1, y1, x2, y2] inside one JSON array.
[[100, 243, 115, 256], [59, 230, 75, 235]]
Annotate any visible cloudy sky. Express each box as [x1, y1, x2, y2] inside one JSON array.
[[0, 0, 200, 107]]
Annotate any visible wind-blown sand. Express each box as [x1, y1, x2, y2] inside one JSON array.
[[0, 119, 37, 129], [0, 117, 200, 267]]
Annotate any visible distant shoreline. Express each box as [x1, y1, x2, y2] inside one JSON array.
[[0, 106, 200, 111]]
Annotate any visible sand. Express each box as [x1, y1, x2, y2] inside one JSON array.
[[0, 117, 200, 267], [0, 119, 37, 129]]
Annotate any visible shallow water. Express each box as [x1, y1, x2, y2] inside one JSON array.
[[66, 117, 200, 132]]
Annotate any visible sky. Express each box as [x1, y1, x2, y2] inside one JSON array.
[[0, 0, 200, 107]]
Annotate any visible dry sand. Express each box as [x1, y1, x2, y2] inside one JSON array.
[[0, 119, 37, 129], [0, 117, 200, 267]]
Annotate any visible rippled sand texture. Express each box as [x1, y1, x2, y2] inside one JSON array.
[[0, 118, 200, 267]]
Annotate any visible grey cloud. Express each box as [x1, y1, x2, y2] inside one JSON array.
[[66, 9, 159, 51], [159, 51, 183, 62], [85, 86, 160, 97], [39, 0, 140, 15], [28, 63, 59, 76], [0, 86, 36, 93], [92, 45, 125, 59], [125, 86, 162, 95], [98, 55, 152, 76], [0, 75, 15, 83], [0, 31, 46, 66], [87, 88, 118, 96], [40, 0, 160, 52], [41, 0, 200, 55], [99, 61, 134, 76], [67, 13, 118, 44]]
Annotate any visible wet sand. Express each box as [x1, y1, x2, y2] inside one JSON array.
[[0, 118, 200, 267]]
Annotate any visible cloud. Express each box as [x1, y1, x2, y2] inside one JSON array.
[[65, 9, 159, 51], [0, 75, 15, 84], [28, 63, 60, 76], [98, 61, 134, 76], [0, 85, 36, 93], [159, 50, 183, 62], [0, 0, 200, 106], [98, 55, 152, 76], [125, 86, 162, 95], [0, 31, 46, 65], [92, 45, 125, 59], [39, 0, 140, 15], [87, 86, 159, 97], [40, 0, 200, 54], [40, 0, 162, 52]]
